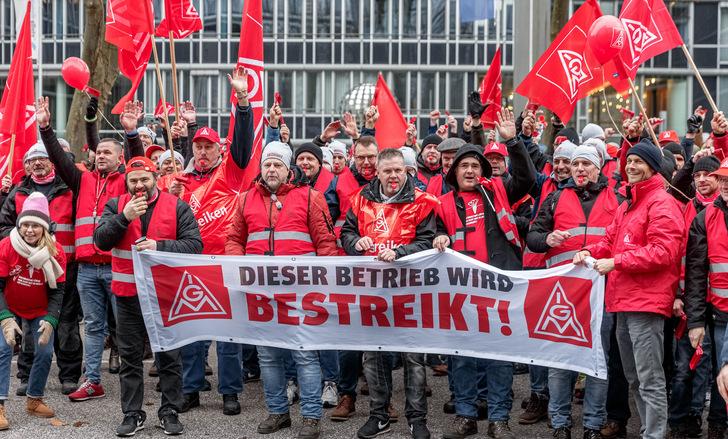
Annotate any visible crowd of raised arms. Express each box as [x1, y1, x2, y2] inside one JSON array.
[[0, 64, 725, 439]]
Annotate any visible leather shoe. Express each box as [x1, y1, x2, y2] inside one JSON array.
[[222, 394, 241, 416]]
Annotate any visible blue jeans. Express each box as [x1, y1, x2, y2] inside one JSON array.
[[450, 355, 489, 418], [258, 347, 322, 419], [447, 355, 487, 400], [669, 323, 712, 427], [708, 322, 727, 427], [0, 316, 54, 398], [529, 365, 550, 399], [338, 350, 362, 400], [242, 344, 259, 376], [481, 360, 513, 422], [76, 262, 116, 384], [320, 350, 339, 383], [548, 368, 607, 430], [181, 341, 242, 394]]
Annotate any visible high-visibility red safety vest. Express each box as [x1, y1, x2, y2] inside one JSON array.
[[111, 192, 178, 296], [241, 186, 317, 256], [75, 170, 127, 263], [523, 177, 559, 268], [314, 168, 335, 194], [426, 173, 445, 198], [680, 199, 700, 291], [544, 187, 617, 268], [350, 188, 438, 256], [705, 204, 728, 311], [16, 191, 75, 260], [333, 169, 364, 249]]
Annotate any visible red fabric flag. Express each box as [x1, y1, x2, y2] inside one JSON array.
[[106, 0, 153, 114], [155, 0, 202, 39], [223, 0, 264, 191], [0, 1, 36, 180], [478, 47, 502, 128], [154, 98, 176, 118], [604, 0, 685, 96], [371, 73, 408, 150], [515, 0, 611, 123]]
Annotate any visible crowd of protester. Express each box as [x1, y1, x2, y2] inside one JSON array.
[[0, 65, 725, 439]]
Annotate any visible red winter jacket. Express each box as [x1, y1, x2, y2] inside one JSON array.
[[585, 174, 685, 316]]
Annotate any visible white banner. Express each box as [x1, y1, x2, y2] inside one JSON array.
[[132, 249, 606, 378]]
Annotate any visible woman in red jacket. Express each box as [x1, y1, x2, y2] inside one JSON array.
[[0, 192, 65, 430]]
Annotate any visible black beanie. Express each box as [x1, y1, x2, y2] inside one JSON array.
[[662, 142, 684, 159], [421, 134, 443, 149], [558, 127, 581, 145], [627, 139, 662, 174], [659, 155, 675, 182], [693, 156, 721, 175], [295, 142, 323, 165]]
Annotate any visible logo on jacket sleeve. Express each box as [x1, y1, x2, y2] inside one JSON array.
[[524, 277, 593, 348], [151, 265, 232, 326]]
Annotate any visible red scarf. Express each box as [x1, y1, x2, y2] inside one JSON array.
[[695, 190, 719, 207]]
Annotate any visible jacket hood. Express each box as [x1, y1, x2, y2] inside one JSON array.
[[445, 144, 492, 191], [359, 173, 417, 204]]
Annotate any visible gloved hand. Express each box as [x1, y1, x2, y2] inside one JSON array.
[[687, 114, 703, 134], [468, 91, 489, 119], [86, 96, 98, 120], [1, 318, 20, 347], [37, 321, 53, 347]]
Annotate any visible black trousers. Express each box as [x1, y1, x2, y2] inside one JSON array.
[[116, 294, 184, 418], [17, 261, 83, 384]]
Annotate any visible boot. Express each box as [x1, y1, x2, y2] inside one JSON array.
[[26, 397, 54, 418]]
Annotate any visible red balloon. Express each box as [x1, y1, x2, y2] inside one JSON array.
[[587, 15, 626, 66], [61, 57, 90, 90]]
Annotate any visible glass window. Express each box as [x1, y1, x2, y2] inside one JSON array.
[[306, 72, 321, 112], [449, 0, 457, 36], [220, 0, 228, 38], [402, 0, 417, 38], [318, 0, 331, 37], [42, 0, 52, 36], [421, 73, 436, 112], [289, 0, 302, 36], [721, 7, 728, 63], [449, 72, 464, 112], [278, 72, 294, 112], [670, 3, 690, 45], [393, 72, 408, 113], [345, 0, 359, 37], [362, 0, 371, 38], [56, 0, 64, 36], [66, 0, 80, 36], [153, 0, 163, 26], [696, 3, 717, 45], [263, 0, 275, 36], [334, 0, 342, 35], [305, 0, 313, 37], [202, 0, 217, 35], [334, 72, 351, 116], [430, 1, 445, 38], [231, 1, 243, 35]]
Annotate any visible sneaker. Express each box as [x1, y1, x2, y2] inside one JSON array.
[[69, 379, 105, 402], [287, 381, 299, 405], [583, 428, 602, 439], [686, 412, 702, 438], [409, 420, 430, 439], [519, 392, 548, 424], [148, 364, 158, 377], [443, 395, 455, 414], [330, 395, 355, 421], [222, 393, 241, 416], [299, 417, 320, 439], [160, 411, 184, 435], [61, 381, 77, 395], [258, 413, 292, 434], [388, 402, 399, 423], [601, 421, 626, 439], [179, 392, 200, 413], [26, 397, 54, 418], [244, 371, 261, 383], [0, 405, 8, 430], [443, 416, 477, 439], [15, 381, 27, 396], [322, 381, 338, 408], [116, 412, 146, 437], [553, 427, 571, 439], [488, 420, 516, 439], [357, 416, 390, 438]]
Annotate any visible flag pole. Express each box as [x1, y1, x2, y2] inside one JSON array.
[[625, 76, 661, 147], [6, 134, 15, 178], [169, 31, 181, 121], [681, 44, 719, 114], [150, 35, 179, 174]]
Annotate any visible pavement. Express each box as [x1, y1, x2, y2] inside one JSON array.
[[0, 344, 650, 438]]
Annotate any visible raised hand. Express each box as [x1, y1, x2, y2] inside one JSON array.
[[343, 112, 359, 139], [430, 110, 441, 126], [35, 97, 51, 128], [365, 106, 379, 129], [269, 103, 282, 128], [494, 108, 516, 141], [321, 121, 342, 142], [227, 66, 248, 106], [120, 100, 144, 133], [181, 101, 196, 124], [712, 111, 727, 136]]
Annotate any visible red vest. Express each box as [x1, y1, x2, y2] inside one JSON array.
[[350, 188, 438, 256], [679, 200, 700, 291], [437, 178, 519, 263], [75, 170, 127, 263], [314, 168, 335, 194], [241, 186, 317, 256], [417, 171, 430, 184], [334, 169, 364, 250], [705, 204, 728, 311], [16, 191, 75, 261], [426, 173, 445, 198], [523, 177, 559, 268], [111, 192, 178, 296], [544, 188, 617, 268]]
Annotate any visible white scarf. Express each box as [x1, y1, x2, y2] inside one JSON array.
[[9, 228, 63, 288]]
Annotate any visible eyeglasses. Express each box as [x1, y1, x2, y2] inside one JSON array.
[[26, 157, 48, 164], [354, 155, 377, 163]]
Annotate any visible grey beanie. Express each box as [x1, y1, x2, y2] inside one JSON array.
[[581, 123, 605, 141], [553, 140, 578, 160], [571, 145, 601, 170], [399, 147, 417, 169], [261, 141, 293, 170]]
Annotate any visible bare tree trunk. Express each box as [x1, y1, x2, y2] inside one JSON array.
[[541, 0, 569, 154], [65, 0, 119, 160]]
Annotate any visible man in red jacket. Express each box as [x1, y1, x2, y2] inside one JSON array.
[[226, 142, 337, 439], [574, 139, 685, 439]]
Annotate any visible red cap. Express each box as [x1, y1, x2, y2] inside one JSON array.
[[658, 130, 679, 146], [145, 145, 165, 159], [192, 126, 221, 144], [126, 156, 158, 174], [484, 142, 508, 157], [710, 159, 728, 179]]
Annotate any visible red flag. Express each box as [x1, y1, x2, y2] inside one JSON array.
[[106, 0, 153, 114], [515, 0, 610, 123], [224, 0, 264, 191], [371, 73, 408, 150], [605, 0, 685, 95], [478, 47, 502, 128], [155, 0, 202, 39], [0, 1, 36, 179], [154, 98, 176, 119]]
